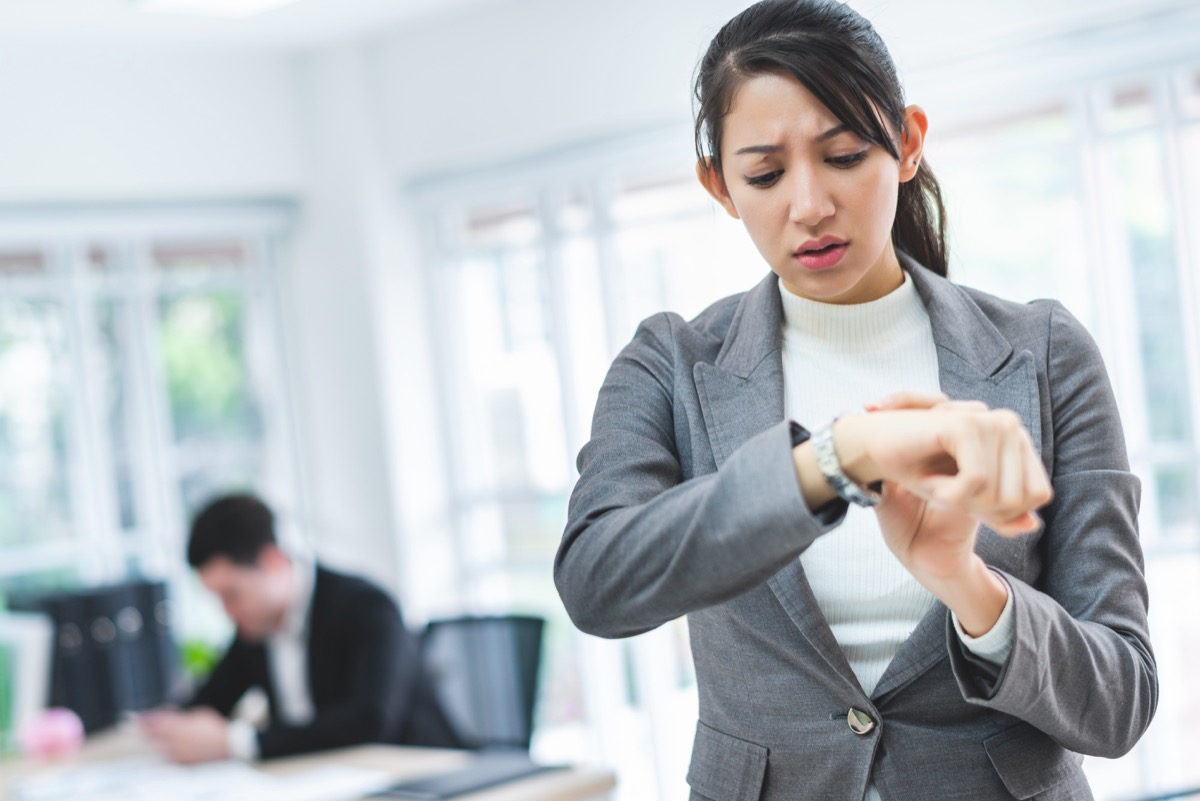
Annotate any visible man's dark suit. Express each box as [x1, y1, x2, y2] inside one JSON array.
[[188, 565, 460, 758]]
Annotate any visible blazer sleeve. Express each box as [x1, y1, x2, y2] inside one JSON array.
[[255, 587, 420, 759], [555, 313, 844, 640], [186, 638, 258, 717], [947, 301, 1158, 758]]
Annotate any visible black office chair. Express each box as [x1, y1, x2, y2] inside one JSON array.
[[418, 615, 545, 751]]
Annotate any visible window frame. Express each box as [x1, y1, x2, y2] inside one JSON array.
[[0, 202, 300, 626]]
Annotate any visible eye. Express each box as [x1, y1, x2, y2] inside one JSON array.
[[746, 170, 783, 188], [827, 151, 869, 168]]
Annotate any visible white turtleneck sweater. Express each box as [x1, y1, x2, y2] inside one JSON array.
[[779, 272, 1014, 801]]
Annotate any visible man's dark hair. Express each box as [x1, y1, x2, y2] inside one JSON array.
[[187, 493, 277, 569]]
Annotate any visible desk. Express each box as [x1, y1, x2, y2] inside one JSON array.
[[0, 727, 616, 801]]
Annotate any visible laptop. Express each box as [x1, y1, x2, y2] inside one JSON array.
[[370, 751, 565, 800]]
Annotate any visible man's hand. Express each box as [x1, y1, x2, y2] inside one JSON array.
[[139, 707, 232, 765]]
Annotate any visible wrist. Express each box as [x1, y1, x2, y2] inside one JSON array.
[[226, 719, 258, 761], [792, 439, 840, 511], [922, 557, 1008, 637], [831, 415, 881, 486]]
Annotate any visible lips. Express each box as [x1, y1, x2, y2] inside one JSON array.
[[794, 236, 848, 270]]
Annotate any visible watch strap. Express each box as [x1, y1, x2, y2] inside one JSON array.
[[789, 420, 851, 526], [813, 420, 883, 508]]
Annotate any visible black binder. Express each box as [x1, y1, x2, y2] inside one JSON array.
[[12, 580, 177, 734], [43, 591, 112, 733], [129, 581, 179, 708]]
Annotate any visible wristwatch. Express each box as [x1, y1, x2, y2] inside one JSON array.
[[812, 419, 883, 507], [788, 420, 812, 448], [789, 421, 852, 526]]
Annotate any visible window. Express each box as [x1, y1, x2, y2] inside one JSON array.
[[414, 145, 762, 798], [931, 66, 1200, 798], [0, 204, 298, 644], [0, 295, 72, 551]]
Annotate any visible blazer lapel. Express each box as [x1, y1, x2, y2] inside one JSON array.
[[872, 257, 1043, 700], [694, 273, 861, 691], [693, 272, 786, 469], [768, 560, 863, 690]]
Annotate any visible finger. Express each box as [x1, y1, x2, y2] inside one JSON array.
[[987, 510, 1042, 537], [929, 420, 988, 510], [939, 400, 988, 413], [914, 474, 951, 504], [995, 419, 1026, 520], [1023, 434, 1054, 510], [865, 391, 949, 411], [983, 416, 1003, 512]]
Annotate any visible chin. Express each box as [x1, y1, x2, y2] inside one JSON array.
[[779, 270, 859, 302], [237, 626, 266, 643]]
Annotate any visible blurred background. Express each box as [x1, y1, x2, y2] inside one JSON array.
[[0, 0, 1199, 798]]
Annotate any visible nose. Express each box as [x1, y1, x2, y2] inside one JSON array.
[[787, 164, 835, 228]]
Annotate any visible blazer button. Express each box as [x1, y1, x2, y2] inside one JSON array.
[[847, 708, 876, 735]]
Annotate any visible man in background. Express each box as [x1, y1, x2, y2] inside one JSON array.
[[141, 493, 459, 763]]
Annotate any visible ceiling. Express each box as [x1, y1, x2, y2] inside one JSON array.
[[0, 0, 497, 47], [857, 0, 1200, 69], [0, 0, 1196, 53]]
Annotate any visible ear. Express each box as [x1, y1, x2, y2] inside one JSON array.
[[898, 105, 929, 184], [258, 544, 291, 572], [696, 158, 741, 220]]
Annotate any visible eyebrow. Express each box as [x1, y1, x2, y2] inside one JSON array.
[[733, 124, 852, 156]]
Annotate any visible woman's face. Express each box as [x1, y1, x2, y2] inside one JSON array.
[[698, 72, 925, 304]]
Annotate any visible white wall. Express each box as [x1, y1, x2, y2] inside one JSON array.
[[372, 0, 750, 180], [0, 41, 304, 200], [281, 45, 406, 591]]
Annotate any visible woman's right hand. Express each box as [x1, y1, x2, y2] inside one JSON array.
[[832, 393, 1051, 536]]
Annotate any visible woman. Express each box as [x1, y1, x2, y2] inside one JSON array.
[[554, 1, 1156, 799]]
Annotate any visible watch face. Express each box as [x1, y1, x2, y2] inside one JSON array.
[[813, 421, 881, 507]]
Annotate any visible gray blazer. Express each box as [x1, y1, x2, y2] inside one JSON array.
[[555, 256, 1157, 801]]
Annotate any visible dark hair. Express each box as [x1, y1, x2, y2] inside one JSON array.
[[693, 0, 948, 276], [187, 493, 277, 569]]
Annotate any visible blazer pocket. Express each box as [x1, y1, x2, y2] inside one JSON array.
[[984, 724, 1084, 800], [686, 721, 769, 801]]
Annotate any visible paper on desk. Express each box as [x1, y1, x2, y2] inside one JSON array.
[[9, 756, 395, 801], [272, 765, 397, 801]]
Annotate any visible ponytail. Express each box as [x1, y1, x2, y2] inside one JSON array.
[[893, 161, 948, 277]]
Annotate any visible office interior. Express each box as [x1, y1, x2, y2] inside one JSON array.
[[1, 0, 1199, 799]]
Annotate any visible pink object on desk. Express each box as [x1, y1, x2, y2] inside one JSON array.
[[18, 707, 85, 759]]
